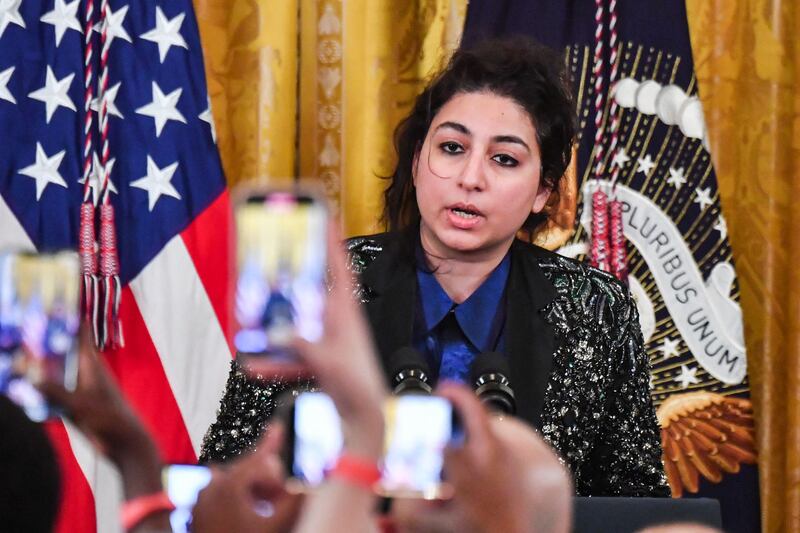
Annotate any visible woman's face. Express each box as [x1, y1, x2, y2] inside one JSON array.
[[414, 91, 550, 261]]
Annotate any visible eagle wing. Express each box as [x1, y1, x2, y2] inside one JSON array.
[[656, 391, 757, 497]]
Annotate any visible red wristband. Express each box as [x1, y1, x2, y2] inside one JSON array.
[[120, 491, 175, 532], [329, 454, 382, 489]]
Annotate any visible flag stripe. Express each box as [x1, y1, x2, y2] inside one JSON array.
[[179, 189, 235, 356], [130, 234, 231, 455], [46, 421, 98, 533], [61, 420, 124, 533], [0, 194, 36, 252], [104, 287, 197, 463], [1, 3, 230, 530]]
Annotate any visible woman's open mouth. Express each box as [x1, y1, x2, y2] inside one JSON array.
[[447, 204, 483, 228]]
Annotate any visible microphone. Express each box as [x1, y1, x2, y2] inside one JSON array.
[[470, 352, 516, 415], [388, 347, 433, 395]]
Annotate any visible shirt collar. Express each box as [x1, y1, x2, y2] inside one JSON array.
[[416, 252, 510, 352]]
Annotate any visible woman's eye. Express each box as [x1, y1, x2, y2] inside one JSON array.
[[492, 153, 519, 167], [439, 142, 464, 155]]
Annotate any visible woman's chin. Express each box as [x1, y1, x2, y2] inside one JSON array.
[[434, 230, 491, 256]]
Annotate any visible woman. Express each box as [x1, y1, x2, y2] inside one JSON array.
[[201, 37, 669, 498]]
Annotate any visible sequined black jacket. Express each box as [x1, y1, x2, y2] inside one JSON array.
[[200, 233, 669, 497]]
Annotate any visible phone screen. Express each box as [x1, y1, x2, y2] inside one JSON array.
[[162, 464, 212, 533], [0, 251, 79, 422], [288, 392, 461, 498], [291, 392, 344, 485], [381, 395, 460, 497], [233, 191, 327, 358]]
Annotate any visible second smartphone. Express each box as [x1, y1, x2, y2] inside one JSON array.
[[285, 392, 464, 499]]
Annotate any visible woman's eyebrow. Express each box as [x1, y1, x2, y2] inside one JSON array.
[[435, 121, 470, 135], [493, 135, 531, 153], [435, 122, 531, 153]]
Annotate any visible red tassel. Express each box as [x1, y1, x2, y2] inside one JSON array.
[[99, 202, 123, 348], [79, 202, 101, 345], [609, 199, 629, 283], [590, 188, 612, 273]]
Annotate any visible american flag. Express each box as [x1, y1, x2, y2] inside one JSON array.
[[0, 1, 233, 531]]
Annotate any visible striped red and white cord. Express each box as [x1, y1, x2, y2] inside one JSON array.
[[96, 0, 123, 349], [80, 0, 94, 203], [97, 0, 111, 202], [591, 0, 605, 181], [608, 0, 622, 186], [78, 0, 101, 341]]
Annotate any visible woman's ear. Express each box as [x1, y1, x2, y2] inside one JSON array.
[[412, 145, 421, 186], [531, 183, 552, 214]]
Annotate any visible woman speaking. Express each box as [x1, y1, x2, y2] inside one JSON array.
[[201, 37, 668, 498]]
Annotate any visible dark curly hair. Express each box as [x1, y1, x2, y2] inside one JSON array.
[[383, 36, 576, 233]]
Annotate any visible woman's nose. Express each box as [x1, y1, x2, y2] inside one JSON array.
[[456, 153, 488, 191]]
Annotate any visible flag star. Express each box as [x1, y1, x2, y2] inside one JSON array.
[[28, 66, 76, 123], [658, 337, 680, 359], [636, 154, 655, 175], [714, 216, 727, 240], [0, 0, 25, 39], [92, 4, 131, 47], [199, 96, 216, 143], [0, 66, 15, 104], [667, 166, 687, 190], [90, 81, 124, 119], [674, 364, 700, 389], [648, 375, 655, 390], [40, 0, 82, 47], [19, 143, 68, 201], [130, 156, 182, 211], [135, 82, 186, 137], [611, 147, 630, 168], [140, 7, 188, 63], [78, 153, 118, 205], [694, 186, 713, 211]]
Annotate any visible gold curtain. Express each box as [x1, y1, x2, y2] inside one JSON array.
[[194, 0, 467, 236], [194, 0, 300, 185], [686, 1, 800, 531]]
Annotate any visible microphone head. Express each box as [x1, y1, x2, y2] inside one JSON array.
[[469, 351, 511, 386], [389, 347, 431, 375], [389, 347, 432, 395], [470, 352, 515, 415]]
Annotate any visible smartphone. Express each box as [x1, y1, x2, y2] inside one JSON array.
[[162, 464, 213, 533], [284, 392, 464, 499], [0, 250, 80, 422], [233, 189, 327, 362]]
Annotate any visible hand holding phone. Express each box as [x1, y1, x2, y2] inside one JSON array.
[[235, 191, 388, 460], [189, 423, 304, 533], [0, 251, 79, 421], [284, 392, 463, 499], [38, 327, 165, 504], [233, 189, 328, 367]]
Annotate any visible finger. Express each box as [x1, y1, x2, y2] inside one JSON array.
[[437, 382, 494, 459], [286, 337, 324, 376], [76, 323, 104, 390], [231, 433, 289, 501], [78, 323, 97, 358], [259, 421, 286, 455], [37, 380, 75, 413]]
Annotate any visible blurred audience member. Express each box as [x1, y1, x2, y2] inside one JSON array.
[[0, 394, 60, 533], [40, 331, 172, 533]]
